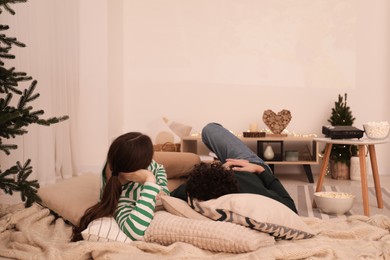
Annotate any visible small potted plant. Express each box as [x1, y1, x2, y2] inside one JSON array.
[[327, 93, 357, 179]]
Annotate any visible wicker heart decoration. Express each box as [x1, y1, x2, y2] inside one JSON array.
[[262, 109, 292, 134]]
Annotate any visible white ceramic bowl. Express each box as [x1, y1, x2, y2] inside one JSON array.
[[313, 191, 355, 214], [363, 122, 390, 140]]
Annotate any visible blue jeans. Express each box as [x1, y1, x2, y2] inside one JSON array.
[[202, 122, 270, 166]]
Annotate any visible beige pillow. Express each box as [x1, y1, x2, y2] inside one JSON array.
[[146, 211, 275, 253], [166, 177, 187, 192], [82, 212, 275, 253], [160, 196, 210, 221], [38, 173, 100, 226], [153, 152, 200, 179], [38, 173, 166, 226], [190, 193, 316, 240]]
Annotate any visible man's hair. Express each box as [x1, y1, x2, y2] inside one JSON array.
[[185, 162, 240, 201]]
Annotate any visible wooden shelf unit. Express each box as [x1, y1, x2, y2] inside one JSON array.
[[181, 135, 319, 183]]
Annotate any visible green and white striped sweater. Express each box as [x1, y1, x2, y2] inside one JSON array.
[[101, 160, 169, 241]]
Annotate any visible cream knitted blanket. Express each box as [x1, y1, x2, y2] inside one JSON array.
[[0, 203, 389, 260]]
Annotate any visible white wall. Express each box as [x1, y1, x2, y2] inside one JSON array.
[[77, 0, 390, 175]]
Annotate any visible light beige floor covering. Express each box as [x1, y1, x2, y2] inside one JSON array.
[[1, 203, 389, 260]]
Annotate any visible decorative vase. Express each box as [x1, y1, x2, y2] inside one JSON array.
[[350, 156, 371, 181], [263, 144, 275, 160], [329, 160, 349, 180]]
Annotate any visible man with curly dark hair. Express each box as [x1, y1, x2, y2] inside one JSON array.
[[171, 122, 298, 213], [185, 162, 240, 201]]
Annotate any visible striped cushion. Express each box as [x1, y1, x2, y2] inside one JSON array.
[[81, 217, 132, 243], [189, 193, 315, 240]]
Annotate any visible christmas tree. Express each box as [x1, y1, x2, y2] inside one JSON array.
[[327, 93, 357, 164], [0, 0, 68, 207]]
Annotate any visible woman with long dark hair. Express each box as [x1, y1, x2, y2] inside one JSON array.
[[72, 132, 169, 241]]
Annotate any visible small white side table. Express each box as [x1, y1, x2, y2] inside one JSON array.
[[314, 137, 389, 216]]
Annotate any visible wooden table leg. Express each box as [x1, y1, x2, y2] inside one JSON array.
[[358, 145, 370, 216], [368, 145, 383, 208], [302, 164, 314, 183], [313, 143, 332, 208]]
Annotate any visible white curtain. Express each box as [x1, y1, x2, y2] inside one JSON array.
[[1, 0, 80, 185]]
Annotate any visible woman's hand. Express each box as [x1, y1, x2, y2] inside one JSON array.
[[223, 159, 265, 174], [119, 169, 156, 184]]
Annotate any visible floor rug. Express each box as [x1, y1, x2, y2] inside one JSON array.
[[286, 184, 390, 219]]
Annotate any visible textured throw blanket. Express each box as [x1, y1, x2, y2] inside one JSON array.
[[0, 203, 389, 260]]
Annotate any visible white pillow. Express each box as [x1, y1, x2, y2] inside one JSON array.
[[81, 217, 132, 243], [189, 193, 316, 240], [82, 211, 275, 253]]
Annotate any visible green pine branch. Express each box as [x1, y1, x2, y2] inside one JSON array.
[[0, 143, 16, 155], [0, 0, 27, 15], [0, 80, 69, 141], [0, 159, 41, 207], [0, 24, 27, 66], [0, 0, 69, 207], [37, 115, 69, 126], [0, 67, 32, 94]]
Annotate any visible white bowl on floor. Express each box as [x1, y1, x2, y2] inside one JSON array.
[[314, 191, 355, 214]]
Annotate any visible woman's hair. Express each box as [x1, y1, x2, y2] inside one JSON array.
[[185, 162, 239, 201], [71, 132, 154, 242]]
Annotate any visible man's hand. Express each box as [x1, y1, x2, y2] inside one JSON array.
[[119, 169, 156, 184], [223, 159, 265, 174]]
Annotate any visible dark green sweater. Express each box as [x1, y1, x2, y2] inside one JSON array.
[[171, 167, 297, 213]]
